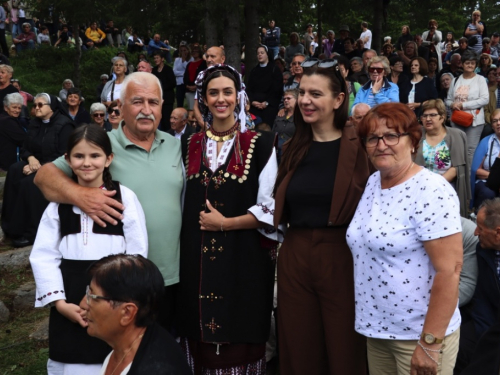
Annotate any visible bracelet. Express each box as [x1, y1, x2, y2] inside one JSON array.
[[220, 216, 225, 232], [417, 341, 441, 366]]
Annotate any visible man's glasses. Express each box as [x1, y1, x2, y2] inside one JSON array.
[[368, 67, 385, 74], [108, 108, 120, 116], [10, 79, 19, 83], [34, 102, 50, 108], [421, 113, 440, 120], [364, 133, 409, 148], [93, 113, 105, 118]]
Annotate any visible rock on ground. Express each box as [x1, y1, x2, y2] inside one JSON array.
[[12, 281, 36, 311], [0, 300, 9, 322], [29, 316, 49, 341], [0, 247, 32, 270]]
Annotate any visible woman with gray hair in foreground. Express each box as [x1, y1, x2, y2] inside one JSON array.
[[79, 254, 191, 375]]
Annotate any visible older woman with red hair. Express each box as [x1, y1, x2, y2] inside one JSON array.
[[348, 102, 463, 375]]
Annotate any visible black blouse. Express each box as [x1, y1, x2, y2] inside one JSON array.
[[285, 139, 341, 228]]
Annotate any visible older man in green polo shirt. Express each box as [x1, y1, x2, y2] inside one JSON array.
[[34, 72, 184, 328]]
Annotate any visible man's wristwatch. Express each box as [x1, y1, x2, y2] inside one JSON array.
[[422, 332, 444, 345], [265, 101, 269, 107]]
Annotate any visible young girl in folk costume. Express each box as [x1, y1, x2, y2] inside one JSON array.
[[176, 64, 282, 374], [30, 124, 148, 375]]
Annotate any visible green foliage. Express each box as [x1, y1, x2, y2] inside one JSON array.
[[11, 48, 147, 108]]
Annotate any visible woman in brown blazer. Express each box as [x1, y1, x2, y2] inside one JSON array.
[[274, 59, 372, 375]]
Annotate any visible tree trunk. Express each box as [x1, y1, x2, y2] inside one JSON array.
[[317, 0, 322, 55], [223, 0, 241, 72], [204, 0, 218, 47], [72, 23, 82, 88], [372, 0, 384, 53], [244, 0, 259, 82]]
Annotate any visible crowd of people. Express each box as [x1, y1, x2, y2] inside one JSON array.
[[1, 8, 500, 375]]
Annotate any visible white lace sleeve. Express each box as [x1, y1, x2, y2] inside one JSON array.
[[29, 203, 65, 307], [248, 147, 284, 242]]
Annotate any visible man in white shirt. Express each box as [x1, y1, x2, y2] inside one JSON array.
[[360, 22, 372, 49]]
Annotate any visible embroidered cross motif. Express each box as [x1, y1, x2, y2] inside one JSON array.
[[218, 246, 224, 252], [200, 171, 210, 187], [212, 201, 224, 209], [211, 238, 216, 245], [203, 246, 208, 253], [212, 170, 226, 189], [205, 318, 221, 333]]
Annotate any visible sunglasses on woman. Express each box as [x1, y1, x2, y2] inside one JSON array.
[[34, 102, 50, 108], [108, 108, 120, 116], [368, 67, 385, 74], [93, 113, 105, 118]]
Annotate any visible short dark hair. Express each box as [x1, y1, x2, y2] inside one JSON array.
[[479, 198, 500, 229], [389, 56, 403, 66], [67, 87, 82, 99], [88, 254, 165, 327], [361, 21, 368, 28], [410, 57, 429, 75]]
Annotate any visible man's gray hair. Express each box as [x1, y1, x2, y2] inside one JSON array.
[[479, 198, 500, 229], [90, 102, 106, 115], [120, 72, 163, 104], [350, 57, 363, 64], [362, 49, 377, 58], [351, 102, 370, 116], [451, 53, 461, 62], [3, 92, 24, 107]]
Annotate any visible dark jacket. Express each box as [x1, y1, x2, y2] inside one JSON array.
[[168, 124, 195, 160], [471, 244, 500, 338], [0, 112, 27, 170], [399, 76, 438, 117], [395, 33, 413, 51], [127, 323, 191, 375], [20, 110, 75, 163], [153, 65, 176, 105], [67, 104, 91, 127]]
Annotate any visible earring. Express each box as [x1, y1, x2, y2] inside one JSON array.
[[412, 147, 415, 153]]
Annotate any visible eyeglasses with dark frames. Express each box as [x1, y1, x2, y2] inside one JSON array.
[[364, 132, 410, 148], [108, 108, 120, 116], [420, 113, 440, 119], [93, 113, 105, 118]]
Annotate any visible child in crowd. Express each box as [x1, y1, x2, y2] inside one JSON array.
[[30, 124, 148, 375]]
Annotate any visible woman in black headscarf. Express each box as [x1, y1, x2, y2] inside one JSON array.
[[1, 93, 75, 247]]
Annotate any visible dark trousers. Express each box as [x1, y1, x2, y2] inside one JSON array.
[[0, 29, 9, 57], [474, 180, 496, 212], [277, 227, 367, 375], [176, 84, 186, 108]]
